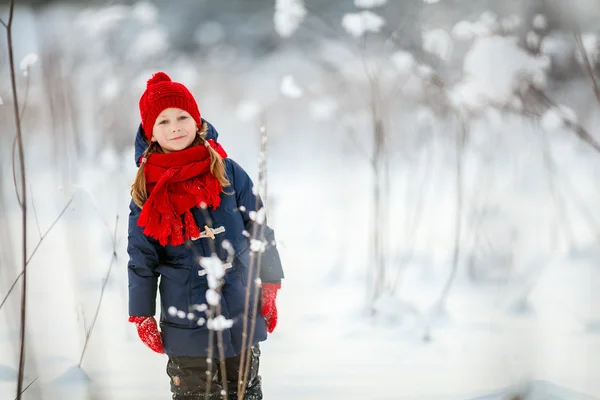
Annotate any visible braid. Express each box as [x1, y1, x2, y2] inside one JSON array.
[[131, 141, 161, 208]]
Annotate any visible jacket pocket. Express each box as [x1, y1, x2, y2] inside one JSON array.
[[158, 267, 192, 328], [189, 266, 210, 327], [233, 245, 251, 287]]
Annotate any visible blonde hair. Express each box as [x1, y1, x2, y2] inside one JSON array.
[[131, 122, 230, 209]]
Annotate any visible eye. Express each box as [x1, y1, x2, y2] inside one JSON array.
[[178, 116, 188, 120], [158, 120, 168, 125]]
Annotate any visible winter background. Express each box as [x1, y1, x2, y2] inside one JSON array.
[[1, 0, 600, 399]]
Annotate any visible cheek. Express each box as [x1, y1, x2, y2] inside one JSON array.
[[152, 126, 165, 141]]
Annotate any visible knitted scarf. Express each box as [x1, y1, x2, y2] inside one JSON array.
[[137, 141, 228, 246]]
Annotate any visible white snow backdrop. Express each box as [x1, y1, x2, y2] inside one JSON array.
[[1, 1, 600, 399]]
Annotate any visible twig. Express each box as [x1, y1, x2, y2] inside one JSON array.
[[19, 69, 31, 119], [26, 198, 72, 265], [30, 185, 42, 239], [72, 185, 117, 247], [540, 129, 576, 247], [78, 214, 119, 368], [194, 207, 229, 399], [436, 114, 466, 310], [237, 122, 269, 398], [12, 136, 22, 206], [13, 376, 38, 400], [391, 138, 434, 293], [532, 88, 600, 153], [573, 32, 600, 104], [202, 308, 216, 398], [4, 0, 29, 397], [0, 196, 72, 312]]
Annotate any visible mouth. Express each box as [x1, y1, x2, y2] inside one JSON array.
[[170, 135, 186, 141]]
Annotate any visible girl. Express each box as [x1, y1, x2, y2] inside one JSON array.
[[127, 72, 284, 400]]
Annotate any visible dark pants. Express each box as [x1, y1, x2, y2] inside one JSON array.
[[167, 345, 262, 400]]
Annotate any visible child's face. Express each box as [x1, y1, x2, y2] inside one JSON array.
[[151, 108, 197, 153]]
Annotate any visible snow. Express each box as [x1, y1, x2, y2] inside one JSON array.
[[205, 289, 220, 306], [453, 35, 550, 110], [250, 239, 266, 253], [391, 50, 416, 76], [526, 31, 541, 50], [422, 28, 453, 61], [2, 4, 600, 400], [541, 106, 578, 132], [575, 33, 599, 66], [19, 52, 38, 72], [473, 380, 597, 399], [0, 96, 3, 105], [235, 100, 261, 121], [207, 315, 234, 331], [2, 121, 600, 399], [130, 27, 168, 57], [354, 0, 387, 8], [452, 21, 475, 41], [194, 304, 208, 313], [194, 21, 225, 46], [77, 5, 129, 36], [0, 365, 18, 381], [53, 366, 91, 384], [100, 78, 120, 101], [308, 97, 337, 120], [416, 106, 436, 128], [341, 11, 385, 38], [416, 63, 434, 78], [249, 208, 266, 224], [501, 15, 521, 33], [279, 74, 303, 98], [199, 255, 227, 288], [532, 14, 548, 31], [274, 0, 306, 38], [131, 1, 157, 24]]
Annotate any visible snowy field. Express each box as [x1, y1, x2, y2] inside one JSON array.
[[2, 1, 600, 399], [1, 131, 600, 399]]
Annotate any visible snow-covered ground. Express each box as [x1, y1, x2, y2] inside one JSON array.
[[1, 130, 600, 399]]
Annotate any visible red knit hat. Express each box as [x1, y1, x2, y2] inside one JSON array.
[[138, 72, 202, 141]]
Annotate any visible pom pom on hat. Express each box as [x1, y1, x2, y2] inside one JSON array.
[[138, 72, 201, 141], [147, 72, 171, 86]]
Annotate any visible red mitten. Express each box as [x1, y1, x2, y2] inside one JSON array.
[[128, 316, 165, 354], [261, 283, 281, 333]]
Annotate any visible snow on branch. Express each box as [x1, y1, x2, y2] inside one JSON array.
[[341, 11, 385, 38], [274, 0, 307, 38]]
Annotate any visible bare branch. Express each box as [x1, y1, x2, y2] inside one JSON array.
[[0, 198, 72, 312], [238, 121, 269, 398], [573, 32, 600, 104], [533, 88, 600, 153], [78, 214, 119, 368], [436, 114, 466, 310], [19, 70, 32, 120], [26, 198, 73, 263], [13, 376, 38, 400], [4, 0, 29, 397], [12, 136, 22, 206], [30, 185, 42, 239], [0, 18, 6, 29]]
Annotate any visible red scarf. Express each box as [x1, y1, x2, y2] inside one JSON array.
[[137, 140, 228, 246]]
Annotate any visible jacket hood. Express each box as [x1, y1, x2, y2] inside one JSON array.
[[134, 119, 221, 167]]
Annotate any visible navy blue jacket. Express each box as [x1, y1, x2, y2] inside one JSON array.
[[128, 120, 284, 358]]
